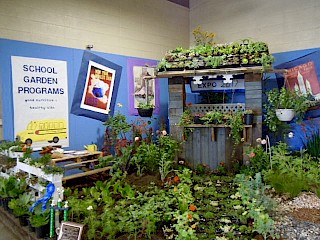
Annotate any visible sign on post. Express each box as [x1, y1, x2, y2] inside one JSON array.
[[57, 221, 84, 240]]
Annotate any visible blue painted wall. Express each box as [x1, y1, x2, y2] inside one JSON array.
[[1, 38, 319, 152], [0, 39, 168, 151]]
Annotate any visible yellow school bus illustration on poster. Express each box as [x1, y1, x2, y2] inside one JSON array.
[[16, 119, 67, 145]]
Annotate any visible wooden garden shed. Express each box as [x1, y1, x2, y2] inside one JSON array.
[[154, 66, 285, 170]]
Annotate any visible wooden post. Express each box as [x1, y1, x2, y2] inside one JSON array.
[[244, 73, 263, 165]]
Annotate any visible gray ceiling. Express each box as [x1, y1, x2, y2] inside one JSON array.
[[167, 0, 189, 8]]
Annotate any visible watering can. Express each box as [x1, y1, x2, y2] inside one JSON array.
[[84, 144, 98, 152]]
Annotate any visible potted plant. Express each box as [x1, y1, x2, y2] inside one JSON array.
[[8, 192, 32, 226], [193, 112, 205, 124], [0, 176, 28, 212], [243, 109, 254, 125], [179, 108, 194, 126], [0, 140, 24, 157], [264, 87, 310, 132], [200, 111, 224, 124], [29, 204, 50, 238], [137, 102, 155, 117]]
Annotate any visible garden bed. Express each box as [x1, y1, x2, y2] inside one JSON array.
[[61, 170, 320, 240]]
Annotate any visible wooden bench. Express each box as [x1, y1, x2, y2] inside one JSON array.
[[51, 151, 111, 181]]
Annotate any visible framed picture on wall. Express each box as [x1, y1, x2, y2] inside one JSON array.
[[285, 61, 320, 99], [80, 60, 115, 115], [133, 66, 155, 107], [128, 58, 160, 115], [71, 51, 122, 122], [275, 51, 320, 101]]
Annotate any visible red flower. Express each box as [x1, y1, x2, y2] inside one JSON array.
[[187, 213, 193, 220], [173, 176, 180, 183], [189, 204, 197, 212], [249, 152, 256, 158]]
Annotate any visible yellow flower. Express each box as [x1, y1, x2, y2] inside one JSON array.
[[117, 103, 123, 107]]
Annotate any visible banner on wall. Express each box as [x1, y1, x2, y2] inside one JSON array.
[[275, 51, 320, 100], [11, 56, 69, 150], [71, 51, 122, 121]]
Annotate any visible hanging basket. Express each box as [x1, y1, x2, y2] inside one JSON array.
[[137, 108, 154, 117], [275, 109, 295, 121]]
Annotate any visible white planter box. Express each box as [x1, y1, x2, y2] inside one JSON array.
[[0, 148, 24, 159], [16, 161, 63, 183], [0, 150, 9, 156], [8, 150, 24, 159], [16, 161, 63, 202]]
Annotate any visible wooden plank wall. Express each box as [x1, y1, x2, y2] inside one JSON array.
[[243, 73, 263, 164], [184, 127, 234, 169], [244, 73, 263, 142]]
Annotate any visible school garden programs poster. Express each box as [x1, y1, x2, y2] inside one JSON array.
[[11, 56, 69, 150]]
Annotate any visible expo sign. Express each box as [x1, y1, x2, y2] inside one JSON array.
[[190, 75, 245, 92]]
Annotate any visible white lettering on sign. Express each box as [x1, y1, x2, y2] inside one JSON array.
[[190, 75, 245, 92]]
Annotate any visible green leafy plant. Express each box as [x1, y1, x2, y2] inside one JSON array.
[[21, 153, 64, 175], [103, 106, 132, 155], [8, 192, 33, 217], [96, 155, 115, 169], [242, 144, 270, 176], [0, 176, 28, 199], [42, 165, 64, 175], [235, 173, 277, 239], [260, 53, 275, 69], [179, 108, 194, 126], [0, 140, 23, 152], [200, 111, 224, 124], [29, 204, 50, 228], [179, 107, 194, 140], [104, 110, 131, 139], [137, 102, 155, 109], [264, 142, 320, 198], [303, 130, 320, 158], [132, 142, 160, 175], [225, 111, 244, 145], [244, 109, 253, 114]]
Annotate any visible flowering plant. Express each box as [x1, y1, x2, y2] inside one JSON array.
[[243, 138, 270, 175]]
